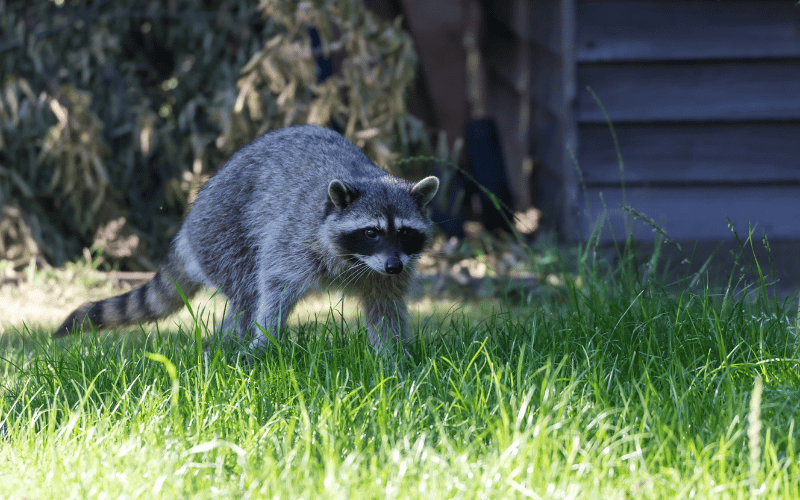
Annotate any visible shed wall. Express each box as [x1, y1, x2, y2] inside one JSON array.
[[486, 0, 579, 236], [576, 0, 800, 241]]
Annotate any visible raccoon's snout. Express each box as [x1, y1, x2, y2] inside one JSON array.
[[385, 256, 403, 274]]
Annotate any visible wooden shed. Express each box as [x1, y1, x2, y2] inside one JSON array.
[[484, 0, 800, 242]]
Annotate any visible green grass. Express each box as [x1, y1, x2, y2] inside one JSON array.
[[2, 239, 800, 499]]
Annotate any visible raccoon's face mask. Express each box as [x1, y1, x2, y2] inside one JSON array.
[[327, 176, 439, 275]]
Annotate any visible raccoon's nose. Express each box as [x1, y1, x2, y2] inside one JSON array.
[[385, 257, 403, 274]]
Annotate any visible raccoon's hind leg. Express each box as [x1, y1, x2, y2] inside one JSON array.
[[53, 241, 204, 338], [206, 305, 253, 352], [246, 279, 308, 354]]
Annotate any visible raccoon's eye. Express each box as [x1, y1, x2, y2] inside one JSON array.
[[364, 228, 378, 239], [398, 228, 410, 241]]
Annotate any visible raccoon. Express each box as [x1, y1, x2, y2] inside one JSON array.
[[53, 125, 439, 359]]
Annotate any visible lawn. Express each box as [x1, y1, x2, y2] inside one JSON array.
[[1, 237, 799, 499]]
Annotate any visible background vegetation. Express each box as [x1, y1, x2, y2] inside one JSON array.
[[0, 0, 431, 272]]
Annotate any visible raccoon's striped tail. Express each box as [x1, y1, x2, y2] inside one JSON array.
[[53, 254, 202, 338]]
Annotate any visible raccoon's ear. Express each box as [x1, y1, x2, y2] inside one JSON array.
[[411, 176, 439, 207], [328, 179, 357, 209]]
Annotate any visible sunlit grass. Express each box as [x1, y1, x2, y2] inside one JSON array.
[[2, 235, 800, 499]]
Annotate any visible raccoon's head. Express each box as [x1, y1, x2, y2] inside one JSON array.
[[325, 176, 439, 275]]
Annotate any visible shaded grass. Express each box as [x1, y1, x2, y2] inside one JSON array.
[[2, 239, 800, 498]]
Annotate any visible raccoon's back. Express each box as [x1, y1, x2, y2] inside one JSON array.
[[187, 125, 387, 235], [208, 127, 382, 196]]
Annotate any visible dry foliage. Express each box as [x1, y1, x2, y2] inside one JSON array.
[[0, 0, 429, 272]]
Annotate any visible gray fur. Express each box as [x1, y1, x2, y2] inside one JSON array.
[[54, 125, 439, 359]]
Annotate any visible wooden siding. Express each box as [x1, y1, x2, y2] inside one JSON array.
[[487, 0, 579, 237], [577, 2, 800, 62], [583, 186, 800, 242], [580, 123, 800, 185], [483, 14, 535, 209], [575, 0, 800, 242], [578, 62, 800, 123]]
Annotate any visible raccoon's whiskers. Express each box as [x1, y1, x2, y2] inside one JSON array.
[[329, 265, 358, 290], [326, 260, 368, 293], [337, 263, 372, 292], [347, 264, 373, 288]]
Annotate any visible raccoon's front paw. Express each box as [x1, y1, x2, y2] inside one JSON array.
[[371, 340, 412, 363], [234, 348, 261, 369], [236, 334, 276, 367]]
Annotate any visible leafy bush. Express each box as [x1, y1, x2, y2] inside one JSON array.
[[0, 0, 427, 270]]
